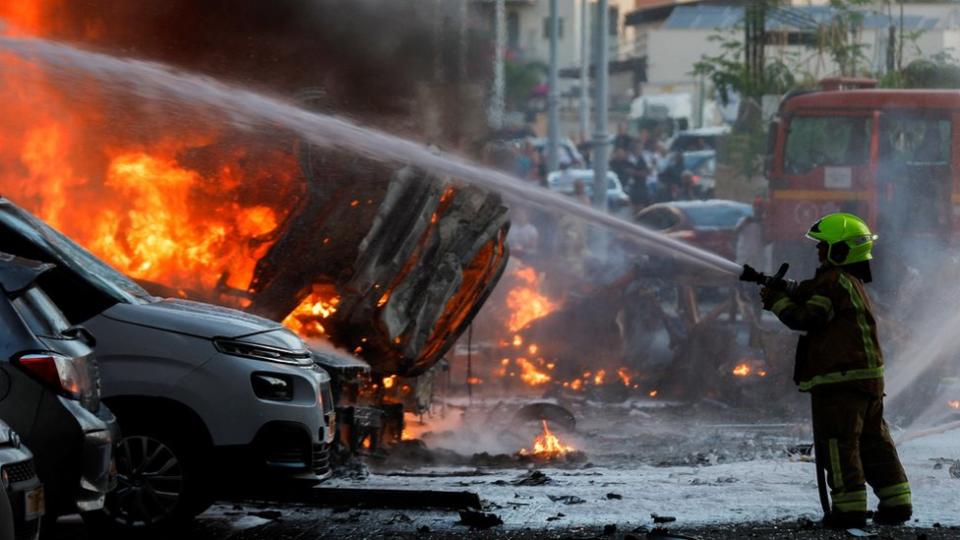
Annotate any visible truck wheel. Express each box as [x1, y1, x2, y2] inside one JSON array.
[[84, 418, 212, 530]]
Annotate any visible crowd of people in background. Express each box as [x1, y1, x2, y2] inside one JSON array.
[[494, 123, 714, 277], [496, 123, 708, 216]]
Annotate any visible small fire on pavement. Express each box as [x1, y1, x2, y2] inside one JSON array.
[[518, 420, 575, 460], [732, 362, 767, 378]]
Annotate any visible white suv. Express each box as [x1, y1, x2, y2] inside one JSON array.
[[0, 198, 335, 528]]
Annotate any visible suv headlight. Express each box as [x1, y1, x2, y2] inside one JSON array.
[[214, 338, 313, 366]]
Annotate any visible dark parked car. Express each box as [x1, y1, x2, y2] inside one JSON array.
[[0, 253, 116, 529], [0, 200, 333, 530], [635, 200, 753, 261], [0, 420, 42, 540]]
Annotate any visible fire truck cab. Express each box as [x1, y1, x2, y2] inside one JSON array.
[[763, 80, 959, 278]]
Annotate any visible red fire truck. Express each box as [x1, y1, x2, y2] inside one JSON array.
[[762, 78, 957, 277]]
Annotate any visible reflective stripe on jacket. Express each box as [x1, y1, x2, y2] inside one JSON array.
[[769, 266, 884, 395]]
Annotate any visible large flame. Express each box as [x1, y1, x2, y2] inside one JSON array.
[[519, 420, 575, 459], [0, 12, 303, 297]]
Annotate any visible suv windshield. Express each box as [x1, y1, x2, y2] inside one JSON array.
[[0, 205, 152, 304], [13, 286, 73, 338], [784, 116, 871, 174]]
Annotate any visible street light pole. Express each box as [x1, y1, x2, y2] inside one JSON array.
[[489, 0, 506, 129], [579, 0, 590, 143], [592, 0, 610, 210], [546, 0, 560, 173]]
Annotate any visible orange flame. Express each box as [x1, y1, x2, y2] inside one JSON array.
[[516, 358, 551, 386], [282, 286, 341, 337], [506, 266, 558, 332], [382, 375, 396, 389], [732, 363, 752, 377], [519, 420, 575, 458], [0, 10, 302, 302]]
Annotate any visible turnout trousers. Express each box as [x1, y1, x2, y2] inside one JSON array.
[[811, 388, 912, 518]]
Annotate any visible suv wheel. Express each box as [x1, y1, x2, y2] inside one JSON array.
[[111, 435, 185, 525], [84, 419, 211, 530]]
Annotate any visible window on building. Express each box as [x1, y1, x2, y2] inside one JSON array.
[[542, 17, 564, 39]]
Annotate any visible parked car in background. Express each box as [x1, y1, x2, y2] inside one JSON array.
[[667, 126, 730, 154], [0, 252, 116, 531], [0, 198, 335, 530], [634, 200, 753, 261], [546, 169, 631, 214], [0, 420, 43, 540]]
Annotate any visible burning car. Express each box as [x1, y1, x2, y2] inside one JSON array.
[[0, 199, 335, 529], [0, 252, 116, 530]]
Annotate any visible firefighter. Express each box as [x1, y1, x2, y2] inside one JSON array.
[[760, 212, 912, 529]]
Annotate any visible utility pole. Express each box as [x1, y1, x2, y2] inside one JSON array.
[[547, 0, 560, 173], [592, 0, 610, 210], [579, 0, 590, 144], [459, 0, 469, 82], [489, 0, 506, 130]]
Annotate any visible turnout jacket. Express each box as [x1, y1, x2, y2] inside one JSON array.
[[765, 265, 884, 396]]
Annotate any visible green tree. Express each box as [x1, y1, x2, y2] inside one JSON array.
[[504, 60, 547, 111]]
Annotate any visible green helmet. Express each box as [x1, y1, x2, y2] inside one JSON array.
[[806, 212, 878, 265]]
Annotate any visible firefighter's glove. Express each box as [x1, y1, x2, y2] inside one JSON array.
[[760, 286, 786, 311]]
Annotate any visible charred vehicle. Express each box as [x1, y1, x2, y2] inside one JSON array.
[[0, 199, 335, 529], [0, 419, 43, 540], [0, 252, 116, 528]]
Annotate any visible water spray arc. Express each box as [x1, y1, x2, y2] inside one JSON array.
[[0, 32, 743, 277]]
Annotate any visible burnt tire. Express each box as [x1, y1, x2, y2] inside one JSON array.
[[83, 417, 212, 532]]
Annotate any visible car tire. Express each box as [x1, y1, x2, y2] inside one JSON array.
[[83, 416, 212, 531]]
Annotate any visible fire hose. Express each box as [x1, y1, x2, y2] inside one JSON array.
[[814, 440, 832, 518]]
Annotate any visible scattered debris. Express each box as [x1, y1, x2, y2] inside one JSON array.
[[797, 516, 816, 529], [282, 487, 481, 510], [386, 513, 412, 524], [457, 510, 503, 529], [951, 461, 960, 479], [606, 492, 623, 500], [603, 523, 617, 535], [247, 510, 282, 520], [647, 527, 699, 540], [546, 513, 565, 522], [548, 494, 586, 505], [844, 528, 876, 537], [652, 514, 677, 524], [511, 470, 552, 486]]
